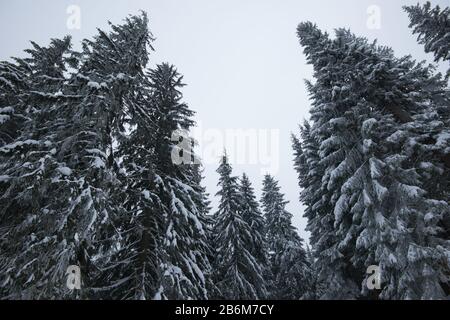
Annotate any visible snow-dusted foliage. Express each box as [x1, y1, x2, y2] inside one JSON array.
[[239, 174, 268, 272], [293, 22, 450, 299], [148, 64, 211, 300], [0, 35, 84, 299], [404, 2, 450, 77], [3, 4, 448, 301], [261, 175, 311, 299], [211, 154, 267, 299], [0, 13, 212, 300]]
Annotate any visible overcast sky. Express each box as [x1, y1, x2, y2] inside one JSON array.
[[1, 0, 448, 242]]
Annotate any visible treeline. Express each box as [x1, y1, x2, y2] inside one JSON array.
[[292, 2, 449, 299], [0, 13, 211, 299], [0, 2, 449, 300], [211, 154, 312, 299], [0, 12, 310, 300]]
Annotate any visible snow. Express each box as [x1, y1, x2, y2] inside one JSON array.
[[388, 253, 397, 264], [362, 189, 372, 206], [419, 162, 433, 169], [399, 184, 424, 198], [166, 221, 173, 239], [86, 148, 107, 158], [334, 194, 348, 224], [331, 86, 340, 99], [373, 181, 388, 200], [329, 117, 347, 127], [369, 158, 384, 179], [0, 175, 10, 182], [0, 114, 10, 124], [87, 81, 101, 89], [387, 130, 407, 144], [362, 118, 377, 135], [153, 286, 164, 300], [170, 188, 204, 234], [328, 159, 349, 189], [76, 73, 90, 81], [189, 257, 206, 284], [0, 106, 14, 113], [86, 206, 97, 232], [164, 265, 183, 276], [363, 139, 374, 153], [0, 139, 39, 153], [0, 76, 13, 88], [424, 212, 434, 223], [356, 229, 370, 249], [91, 156, 106, 168], [435, 132, 450, 149], [57, 166, 72, 176], [142, 189, 151, 200]]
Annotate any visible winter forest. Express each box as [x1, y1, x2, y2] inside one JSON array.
[[0, 2, 449, 300]]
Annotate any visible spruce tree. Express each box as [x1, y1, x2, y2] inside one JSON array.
[[0, 14, 152, 299], [0, 12, 215, 300], [212, 154, 266, 299], [295, 21, 450, 299], [261, 174, 310, 299], [95, 63, 213, 300], [0, 36, 77, 299], [238, 173, 267, 268], [90, 67, 162, 299], [292, 123, 334, 299], [404, 2, 450, 77], [146, 63, 211, 299]]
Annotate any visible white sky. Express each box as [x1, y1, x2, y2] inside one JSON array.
[[1, 0, 448, 243]]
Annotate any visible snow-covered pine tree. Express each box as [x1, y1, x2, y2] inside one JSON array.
[[292, 122, 323, 255], [295, 21, 450, 299], [0, 57, 26, 147], [48, 13, 154, 299], [191, 163, 217, 297], [238, 173, 268, 270], [212, 154, 266, 299], [0, 13, 152, 299], [292, 121, 333, 299], [404, 2, 450, 77], [89, 62, 163, 299], [146, 63, 211, 300], [0, 36, 77, 299], [261, 174, 310, 299]]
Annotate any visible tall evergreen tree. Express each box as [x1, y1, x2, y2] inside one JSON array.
[[0, 12, 214, 301], [0, 36, 78, 299], [148, 63, 211, 300], [292, 123, 334, 299], [404, 2, 450, 77], [261, 174, 310, 299], [295, 21, 450, 299], [90, 59, 162, 299], [238, 173, 267, 268], [0, 13, 153, 299], [212, 154, 266, 299], [95, 63, 212, 300]]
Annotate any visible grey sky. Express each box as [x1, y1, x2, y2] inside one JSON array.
[[1, 0, 448, 242]]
